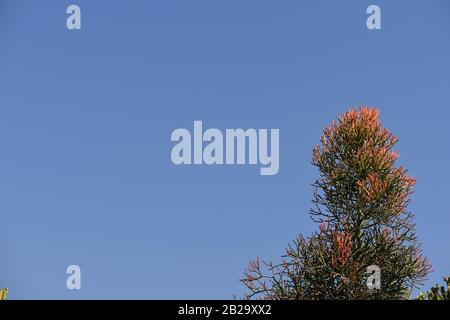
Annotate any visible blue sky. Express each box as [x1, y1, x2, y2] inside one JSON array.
[[0, 0, 449, 299]]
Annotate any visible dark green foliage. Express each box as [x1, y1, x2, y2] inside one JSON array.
[[417, 277, 450, 300]]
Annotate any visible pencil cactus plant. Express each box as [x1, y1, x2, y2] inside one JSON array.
[[241, 107, 431, 299]]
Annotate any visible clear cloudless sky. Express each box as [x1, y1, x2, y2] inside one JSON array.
[[0, 0, 449, 299]]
